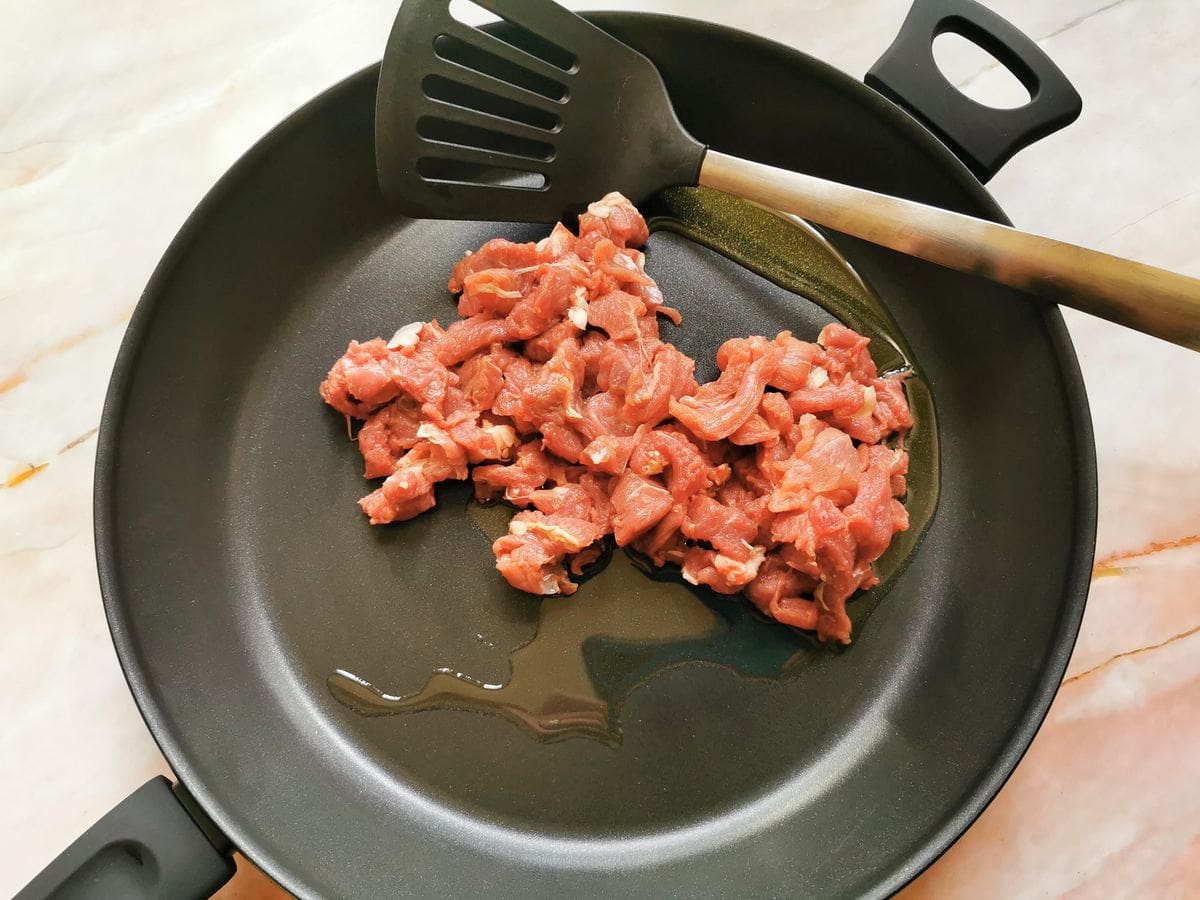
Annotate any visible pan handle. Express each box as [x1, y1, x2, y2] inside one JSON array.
[[15, 777, 235, 900], [865, 0, 1082, 182]]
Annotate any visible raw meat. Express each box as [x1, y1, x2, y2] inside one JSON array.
[[320, 192, 913, 643]]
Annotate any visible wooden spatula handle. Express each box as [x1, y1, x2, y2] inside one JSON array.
[[699, 150, 1200, 351]]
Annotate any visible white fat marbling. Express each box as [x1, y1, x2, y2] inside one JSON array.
[[2, 1, 1198, 896]]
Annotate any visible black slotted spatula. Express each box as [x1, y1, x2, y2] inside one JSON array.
[[376, 0, 704, 221], [375, 0, 1200, 350]]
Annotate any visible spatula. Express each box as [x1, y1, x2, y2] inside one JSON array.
[[375, 0, 1200, 351]]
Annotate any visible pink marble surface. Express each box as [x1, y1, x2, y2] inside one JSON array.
[[2, 1, 1197, 897]]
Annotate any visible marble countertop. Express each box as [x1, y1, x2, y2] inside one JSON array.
[[3, 1, 1197, 896]]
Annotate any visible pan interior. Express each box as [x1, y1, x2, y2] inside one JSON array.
[[225, 184, 936, 833]]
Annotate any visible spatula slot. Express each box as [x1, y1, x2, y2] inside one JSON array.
[[433, 33, 568, 102], [417, 116, 555, 162], [447, 0, 498, 27], [417, 157, 547, 190], [422, 74, 561, 132], [448, 0, 577, 73]]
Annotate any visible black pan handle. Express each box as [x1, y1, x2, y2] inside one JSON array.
[[865, 0, 1082, 182], [16, 777, 235, 900]]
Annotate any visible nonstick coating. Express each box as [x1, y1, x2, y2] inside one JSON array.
[[96, 13, 1095, 899]]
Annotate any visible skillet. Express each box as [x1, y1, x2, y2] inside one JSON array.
[[23, 3, 1096, 898]]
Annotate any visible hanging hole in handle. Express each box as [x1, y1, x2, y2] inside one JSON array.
[[932, 30, 1032, 109]]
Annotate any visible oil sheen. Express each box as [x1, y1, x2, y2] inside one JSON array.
[[329, 187, 940, 746]]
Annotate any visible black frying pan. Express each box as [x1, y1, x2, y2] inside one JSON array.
[[22, 3, 1095, 898]]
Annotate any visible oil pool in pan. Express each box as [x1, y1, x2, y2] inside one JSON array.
[[328, 188, 940, 745]]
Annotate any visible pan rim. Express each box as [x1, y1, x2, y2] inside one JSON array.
[[93, 11, 1097, 899]]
